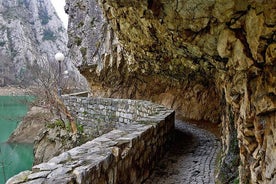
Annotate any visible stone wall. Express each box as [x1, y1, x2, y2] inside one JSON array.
[[63, 96, 174, 137], [7, 97, 175, 184]]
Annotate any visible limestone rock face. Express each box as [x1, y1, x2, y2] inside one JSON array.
[[8, 107, 52, 144], [66, 0, 276, 183], [0, 0, 85, 87], [33, 124, 81, 165], [66, 0, 221, 122]]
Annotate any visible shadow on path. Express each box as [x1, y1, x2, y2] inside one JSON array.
[[144, 120, 221, 184]]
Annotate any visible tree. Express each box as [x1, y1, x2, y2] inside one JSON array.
[[28, 56, 78, 134]]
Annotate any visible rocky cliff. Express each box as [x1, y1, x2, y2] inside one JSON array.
[[65, 0, 221, 123], [0, 0, 85, 87], [66, 0, 275, 183]]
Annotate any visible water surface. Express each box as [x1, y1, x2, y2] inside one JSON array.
[[0, 96, 33, 184]]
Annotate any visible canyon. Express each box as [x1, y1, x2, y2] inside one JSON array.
[[65, 0, 276, 183], [5, 0, 276, 183]]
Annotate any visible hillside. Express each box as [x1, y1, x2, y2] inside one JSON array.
[[0, 0, 85, 88]]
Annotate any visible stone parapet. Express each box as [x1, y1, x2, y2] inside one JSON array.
[[7, 97, 175, 184], [63, 96, 174, 138]]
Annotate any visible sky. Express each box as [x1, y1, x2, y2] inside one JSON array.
[[50, 0, 68, 28]]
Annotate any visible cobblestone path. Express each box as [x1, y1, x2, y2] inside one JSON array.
[[144, 120, 221, 184]]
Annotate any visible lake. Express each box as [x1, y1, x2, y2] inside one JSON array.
[[0, 96, 34, 184]]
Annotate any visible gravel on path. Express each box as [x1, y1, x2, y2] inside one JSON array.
[[144, 120, 221, 184]]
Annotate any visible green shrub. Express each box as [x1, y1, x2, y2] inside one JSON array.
[[75, 37, 82, 46], [39, 10, 51, 25], [90, 17, 96, 28], [54, 119, 65, 128], [77, 124, 84, 133], [0, 41, 6, 47], [80, 47, 87, 59], [233, 178, 239, 184], [42, 29, 56, 41], [78, 21, 84, 28]]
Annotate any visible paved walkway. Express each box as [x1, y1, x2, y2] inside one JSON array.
[[144, 120, 221, 184]]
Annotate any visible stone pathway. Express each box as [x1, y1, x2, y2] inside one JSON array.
[[144, 120, 221, 184]]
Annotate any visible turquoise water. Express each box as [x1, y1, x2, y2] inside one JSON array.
[[0, 96, 34, 184]]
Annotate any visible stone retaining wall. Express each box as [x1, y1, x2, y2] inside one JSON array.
[[63, 97, 173, 138], [7, 97, 175, 184]]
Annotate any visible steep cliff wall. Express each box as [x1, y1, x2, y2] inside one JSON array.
[[66, 0, 276, 183], [65, 0, 221, 123], [0, 0, 85, 87]]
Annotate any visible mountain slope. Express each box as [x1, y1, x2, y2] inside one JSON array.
[[0, 0, 85, 88]]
